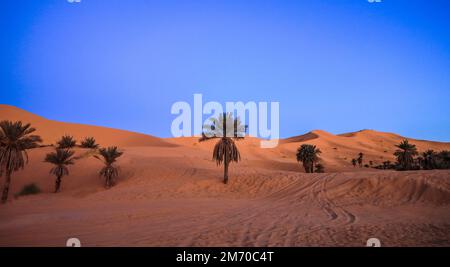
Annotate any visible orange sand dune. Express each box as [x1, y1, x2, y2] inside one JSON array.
[[278, 129, 450, 172], [0, 104, 175, 147], [0, 106, 449, 247]]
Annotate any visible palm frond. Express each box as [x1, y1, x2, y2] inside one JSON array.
[[200, 112, 247, 141], [0, 120, 42, 173], [212, 138, 240, 166]]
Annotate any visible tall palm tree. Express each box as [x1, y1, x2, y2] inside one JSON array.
[[357, 152, 364, 167], [394, 139, 418, 170], [200, 113, 246, 184], [296, 144, 321, 173], [95, 147, 123, 188], [44, 149, 76, 193], [0, 121, 42, 203]]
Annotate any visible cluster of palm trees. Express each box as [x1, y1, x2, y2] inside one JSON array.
[[45, 137, 123, 193], [3, 117, 450, 203], [392, 139, 450, 171], [0, 120, 124, 204], [296, 144, 322, 173]]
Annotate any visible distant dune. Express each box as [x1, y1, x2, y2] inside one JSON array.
[[0, 104, 175, 147], [278, 129, 450, 172], [0, 105, 449, 247]]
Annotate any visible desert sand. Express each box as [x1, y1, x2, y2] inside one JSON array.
[[0, 104, 449, 246]]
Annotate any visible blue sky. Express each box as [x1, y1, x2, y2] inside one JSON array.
[[1, 0, 449, 140]]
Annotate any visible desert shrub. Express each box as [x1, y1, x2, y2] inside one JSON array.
[[15, 183, 41, 197]]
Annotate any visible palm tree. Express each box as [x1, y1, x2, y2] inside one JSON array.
[[57, 135, 76, 148], [80, 137, 99, 149], [437, 150, 450, 169], [351, 158, 357, 167], [394, 139, 418, 170], [422, 150, 437, 170], [296, 144, 321, 173], [95, 147, 123, 188], [44, 149, 76, 193], [357, 152, 364, 167], [200, 113, 246, 184], [0, 121, 42, 203]]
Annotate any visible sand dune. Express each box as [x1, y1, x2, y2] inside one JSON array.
[[0, 105, 175, 147], [0, 106, 449, 246]]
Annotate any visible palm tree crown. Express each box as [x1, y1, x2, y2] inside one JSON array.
[[57, 135, 76, 149], [80, 137, 99, 149], [0, 121, 42, 203]]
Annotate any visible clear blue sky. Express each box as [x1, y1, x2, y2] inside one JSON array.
[[1, 0, 449, 141]]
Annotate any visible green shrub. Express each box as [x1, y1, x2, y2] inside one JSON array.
[[15, 183, 41, 197]]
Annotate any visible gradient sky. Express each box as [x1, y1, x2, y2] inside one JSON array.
[[1, 0, 450, 140]]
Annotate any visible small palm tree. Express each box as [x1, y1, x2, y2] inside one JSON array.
[[315, 163, 325, 173], [44, 149, 76, 193], [394, 139, 418, 170], [0, 121, 42, 203], [95, 147, 123, 188], [296, 144, 321, 173], [80, 137, 99, 149], [357, 152, 364, 167], [200, 113, 246, 184], [351, 158, 357, 167], [57, 135, 76, 148]]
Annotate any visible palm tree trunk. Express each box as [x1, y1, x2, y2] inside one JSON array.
[[223, 142, 229, 184], [54, 175, 62, 193], [311, 162, 314, 173], [223, 160, 229, 184], [303, 162, 309, 173], [106, 175, 110, 188], [1, 170, 12, 204]]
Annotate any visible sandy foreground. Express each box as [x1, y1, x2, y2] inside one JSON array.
[[0, 105, 450, 246]]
